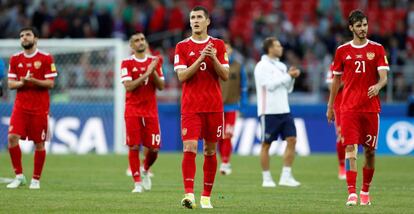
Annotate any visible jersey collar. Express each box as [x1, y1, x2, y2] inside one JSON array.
[[350, 40, 369, 48], [132, 54, 148, 62], [190, 36, 210, 44], [23, 49, 38, 58]]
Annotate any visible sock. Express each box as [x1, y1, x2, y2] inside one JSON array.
[[8, 145, 23, 175], [362, 167, 375, 192], [202, 154, 217, 197], [336, 141, 345, 167], [262, 170, 272, 180], [144, 150, 158, 171], [182, 151, 196, 194], [128, 150, 141, 182], [220, 138, 232, 163], [33, 150, 46, 180], [281, 166, 292, 177], [345, 158, 357, 194]]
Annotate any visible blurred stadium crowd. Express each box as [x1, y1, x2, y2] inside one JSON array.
[[1, 0, 414, 103]]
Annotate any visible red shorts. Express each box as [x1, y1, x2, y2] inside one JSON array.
[[341, 112, 379, 149], [224, 111, 237, 139], [181, 112, 224, 142], [9, 109, 49, 143], [125, 116, 161, 149]]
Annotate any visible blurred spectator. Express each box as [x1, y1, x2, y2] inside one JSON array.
[[0, 0, 412, 102]]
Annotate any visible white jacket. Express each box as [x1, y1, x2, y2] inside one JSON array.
[[254, 55, 295, 116]]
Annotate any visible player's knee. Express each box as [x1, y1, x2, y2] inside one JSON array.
[[364, 148, 375, 159], [129, 145, 140, 151], [7, 134, 19, 147], [183, 141, 197, 153], [261, 142, 271, 151], [149, 147, 159, 153], [285, 137, 296, 145], [345, 144, 358, 159], [34, 142, 45, 150]]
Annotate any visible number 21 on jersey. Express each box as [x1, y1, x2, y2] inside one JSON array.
[[355, 60, 365, 73]]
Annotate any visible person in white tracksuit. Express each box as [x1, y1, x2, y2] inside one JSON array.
[[254, 37, 301, 188]]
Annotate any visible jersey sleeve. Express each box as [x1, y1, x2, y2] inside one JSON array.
[[7, 56, 17, 80], [174, 43, 187, 72], [377, 46, 390, 71], [216, 40, 229, 68], [156, 61, 165, 80], [44, 55, 58, 79], [331, 48, 343, 75], [121, 60, 132, 82], [325, 63, 334, 84]]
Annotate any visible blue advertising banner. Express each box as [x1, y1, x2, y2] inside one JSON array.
[[1, 103, 412, 155]]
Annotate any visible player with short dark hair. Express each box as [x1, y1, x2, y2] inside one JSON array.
[[174, 6, 229, 209], [327, 10, 389, 206], [255, 37, 301, 188], [121, 32, 164, 193], [7, 26, 58, 189]]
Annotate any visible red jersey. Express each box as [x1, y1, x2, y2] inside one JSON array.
[[326, 64, 343, 111], [174, 36, 229, 113], [8, 49, 57, 115], [121, 55, 164, 117], [331, 40, 389, 113]]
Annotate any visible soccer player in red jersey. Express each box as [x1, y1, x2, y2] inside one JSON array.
[[121, 32, 165, 193], [174, 6, 229, 209], [7, 27, 58, 189], [218, 40, 248, 176], [327, 10, 389, 206], [326, 64, 346, 180]]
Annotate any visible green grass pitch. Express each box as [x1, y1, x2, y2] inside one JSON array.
[[1, 153, 413, 213]]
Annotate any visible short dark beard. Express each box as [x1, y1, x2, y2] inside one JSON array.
[[21, 42, 34, 50], [136, 48, 145, 53]]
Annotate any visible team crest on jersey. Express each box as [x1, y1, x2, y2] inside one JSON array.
[[366, 52, 375, 60], [51, 63, 56, 72], [182, 128, 187, 136], [34, 61, 42, 69]]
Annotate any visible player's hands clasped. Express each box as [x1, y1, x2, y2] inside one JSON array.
[[288, 66, 301, 78], [147, 57, 159, 74], [367, 84, 380, 98], [200, 42, 216, 60]]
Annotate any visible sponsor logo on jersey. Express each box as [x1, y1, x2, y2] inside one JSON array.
[[189, 51, 195, 56], [34, 61, 42, 69], [345, 55, 352, 60], [132, 67, 138, 72], [366, 52, 375, 60], [26, 63, 32, 67], [356, 54, 363, 59], [140, 67, 146, 71], [18, 63, 23, 68]]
